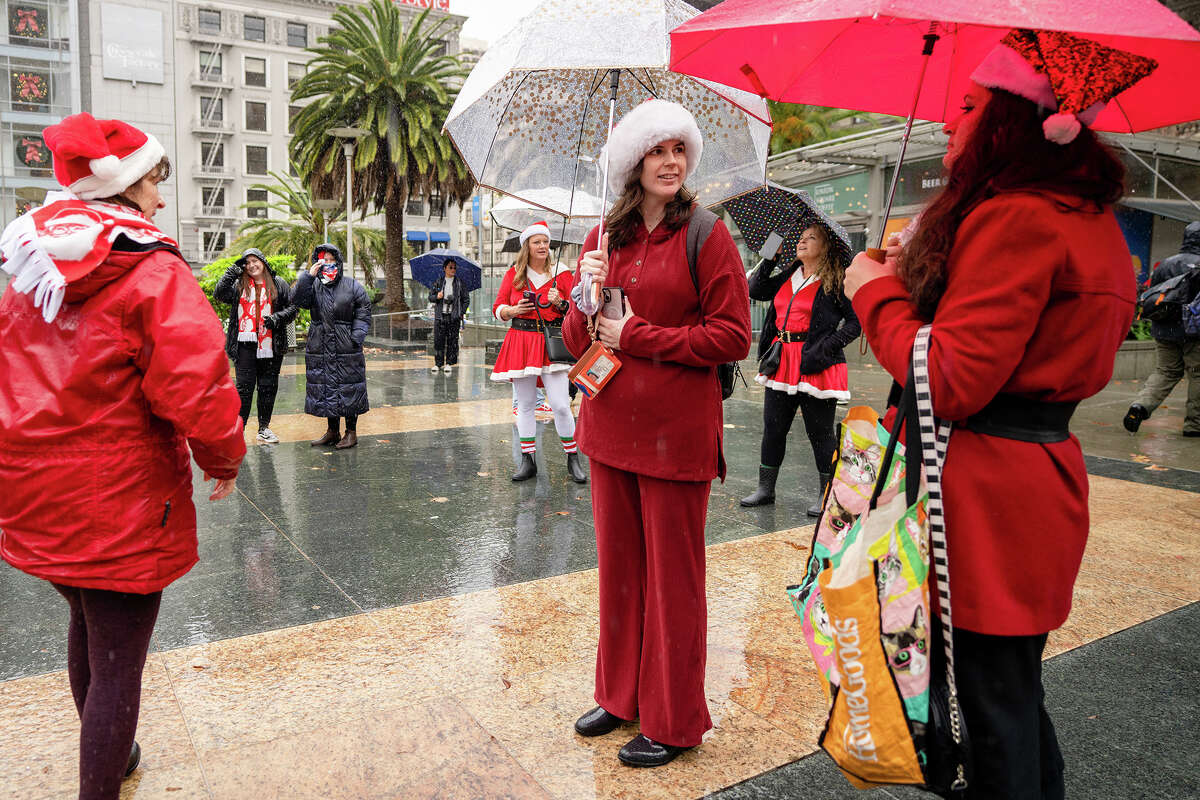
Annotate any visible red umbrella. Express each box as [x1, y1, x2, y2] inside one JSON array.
[[669, 0, 1200, 250]]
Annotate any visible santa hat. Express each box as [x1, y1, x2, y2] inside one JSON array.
[[519, 220, 551, 246], [971, 29, 1157, 145], [601, 99, 703, 196], [42, 113, 165, 199]]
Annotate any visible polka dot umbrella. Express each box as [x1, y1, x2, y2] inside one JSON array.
[[722, 182, 853, 269]]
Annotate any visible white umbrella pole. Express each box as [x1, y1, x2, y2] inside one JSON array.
[[591, 69, 621, 305]]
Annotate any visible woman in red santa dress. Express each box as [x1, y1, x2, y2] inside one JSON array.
[[563, 99, 751, 768], [844, 30, 1155, 798], [491, 221, 586, 483], [0, 113, 244, 799]]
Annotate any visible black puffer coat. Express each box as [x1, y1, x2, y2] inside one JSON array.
[[1148, 221, 1200, 342], [213, 248, 299, 363], [292, 245, 372, 417], [748, 257, 860, 374]]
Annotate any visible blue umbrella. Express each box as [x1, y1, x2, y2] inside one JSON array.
[[409, 248, 482, 292], [722, 183, 853, 269]]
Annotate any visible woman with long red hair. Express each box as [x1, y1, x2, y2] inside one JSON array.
[[845, 30, 1155, 798]]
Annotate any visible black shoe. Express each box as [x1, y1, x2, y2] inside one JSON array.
[[740, 465, 779, 507], [573, 705, 625, 737], [1184, 430, 1200, 438], [1123, 404, 1149, 433], [617, 734, 690, 767], [807, 471, 832, 518], [566, 452, 588, 484], [310, 428, 340, 447], [511, 453, 537, 482], [124, 740, 141, 778]]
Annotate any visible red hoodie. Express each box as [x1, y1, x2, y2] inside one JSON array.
[[0, 246, 245, 593]]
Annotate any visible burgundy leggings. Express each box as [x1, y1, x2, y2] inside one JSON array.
[[52, 584, 162, 800]]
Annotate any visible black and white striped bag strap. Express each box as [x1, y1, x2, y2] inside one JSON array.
[[912, 324, 967, 787]]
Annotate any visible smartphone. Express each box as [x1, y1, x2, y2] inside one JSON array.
[[522, 289, 536, 304], [601, 287, 625, 320], [760, 231, 785, 260]]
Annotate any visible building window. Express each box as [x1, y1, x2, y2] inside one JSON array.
[[198, 8, 221, 34], [406, 195, 424, 215], [246, 188, 268, 219], [287, 22, 307, 48], [287, 62, 306, 90], [243, 56, 266, 87], [432, 39, 447, 57], [10, 68, 51, 113], [202, 231, 227, 257], [201, 186, 225, 211], [199, 50, 222, 80], [243, 15, 265, 42], [288, 105, 301, 135], [200, 140, 224, 168], [245, 101, 267, 132], [245, 145, 268, 175], [200, 96, 224, 123], [428, 188, 444, 220]]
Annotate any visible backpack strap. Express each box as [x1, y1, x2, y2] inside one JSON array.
[[686, 206, 719, 295]]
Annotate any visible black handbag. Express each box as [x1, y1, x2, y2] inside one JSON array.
[[757, 279, 807, 377], [533, 302, 572, 364]]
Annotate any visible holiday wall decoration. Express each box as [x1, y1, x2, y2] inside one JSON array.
[[9, 5, 45, 39], [15, 134, 50, 170], [11, 70, 49, 111]]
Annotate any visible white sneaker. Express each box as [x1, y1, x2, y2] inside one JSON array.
[[431, 366, 440, 373], [443, 364, 453, 373], [257, 427, 279, 444]]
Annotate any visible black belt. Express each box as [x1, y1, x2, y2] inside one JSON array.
[[510, 317, 560, 333], [962, 394, 1078, 443], [778, 330, 807, 343]]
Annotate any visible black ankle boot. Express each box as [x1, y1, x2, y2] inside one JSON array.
[[617, 734, 690, 767], [573, 705, 625, 737], [124, 740, 141, 778], [566, 452, 587, 484], [740, 466, 779, 507], [807, 471, 832, 518], [511, 453, 537, 482], [1123, 403, 1149, 433]]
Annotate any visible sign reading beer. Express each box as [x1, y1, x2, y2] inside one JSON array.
[[395, 0, 451, 10]]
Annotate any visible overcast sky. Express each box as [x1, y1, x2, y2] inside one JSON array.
[[449, 0, 543, 45]]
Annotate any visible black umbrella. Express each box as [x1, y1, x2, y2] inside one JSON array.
[[722, 183, 853, 269], [500, 232, 572, 254]]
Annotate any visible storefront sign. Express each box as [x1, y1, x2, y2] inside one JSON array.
[[800, 172, 870, 216], [395, 0, 451, 10], [100, 4, 164, 85]]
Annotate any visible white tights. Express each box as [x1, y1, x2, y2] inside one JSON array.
[[512, 372, 575, 445]]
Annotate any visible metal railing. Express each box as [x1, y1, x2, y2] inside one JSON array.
[[367, 310, 435, 345]]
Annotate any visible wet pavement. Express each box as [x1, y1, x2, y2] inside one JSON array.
[[0, 346, 1196, 799]]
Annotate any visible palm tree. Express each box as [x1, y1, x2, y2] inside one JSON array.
[[289, 1, 474, 311], [230, 170, 386, 285], [768, 102, 899, 153]]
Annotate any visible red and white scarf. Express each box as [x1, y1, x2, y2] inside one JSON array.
[[0, 190, 178, 322], [237, 280, 274, 359]]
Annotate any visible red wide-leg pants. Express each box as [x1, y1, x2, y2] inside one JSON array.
[[590, 458, 713, 748]]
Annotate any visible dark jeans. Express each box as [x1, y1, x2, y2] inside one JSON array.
[[433, 316, 462, 367], [759, 388, 837, 472], [327, 414, 358, 432], [955, 628, 1065, 800], [51, 583, 162, 800], [234, 342, 280, 426]]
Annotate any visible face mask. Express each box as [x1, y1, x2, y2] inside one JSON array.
[[319, 263, 339, 284]]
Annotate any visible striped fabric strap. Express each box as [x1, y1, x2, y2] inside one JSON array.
[[912, 325, 967, 781]]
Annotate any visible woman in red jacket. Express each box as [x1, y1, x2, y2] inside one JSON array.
[[563, 99, 751, 767], [844, 31, 1153, 798], [491, 221, 585, 483], [0, 113, 245, 800]]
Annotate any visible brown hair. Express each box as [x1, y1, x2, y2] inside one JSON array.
[[794, 225, 844, 297], [604, 164, 697, 252], [96, 156, 172, 213], [237, 254, 277, 303], [900, 89, 1124, 319], [512, 234, 551, 289]]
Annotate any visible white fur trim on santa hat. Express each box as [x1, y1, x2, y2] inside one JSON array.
[[519, 221, 551, 246], [1042, 113, 1083, 144], [970, 43, 1058, 111], [68, 135, 165, 200], [601, 99, 703, 197]]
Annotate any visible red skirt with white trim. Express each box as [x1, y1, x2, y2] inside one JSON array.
[[755, 340, 850, 400], [490, 327, 571, 381]]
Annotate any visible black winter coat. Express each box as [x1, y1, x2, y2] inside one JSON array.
[[293, 264, 372, 417], [213, 264, 299, 363], [428, 275, 470, 323], [748, 257, 861, 374], [1148, 221, 1200, 342]]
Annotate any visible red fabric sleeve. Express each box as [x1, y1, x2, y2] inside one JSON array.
[[563, 227, 599, 358], [123, 253, 246, 479], [492, 267, 515, 318], [619, 219, 751, 367], [852, 198, 1061, 420]]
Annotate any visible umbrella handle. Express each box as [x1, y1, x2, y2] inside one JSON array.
[[592, 69, 621, 307]]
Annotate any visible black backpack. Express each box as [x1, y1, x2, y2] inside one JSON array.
[[1138, 269, 1200, 323], [685, 207, 746, 400]]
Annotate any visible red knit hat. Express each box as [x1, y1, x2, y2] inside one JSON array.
[[42, 113, 165, 199]]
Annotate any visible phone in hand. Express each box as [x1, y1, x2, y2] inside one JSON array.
[[601, 287, 625, 320], [760, 231, 785, 260], [522, 290, 536, 305]]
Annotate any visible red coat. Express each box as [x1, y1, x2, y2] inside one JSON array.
[[0, 248, 245, 593], [563, 215, 751, 482], [853, 191, 1136, 635], [491, 265, 572, 322]]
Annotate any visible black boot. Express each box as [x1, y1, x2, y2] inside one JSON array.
[[511, 452, 537, 482], [124, 740, 141, 778], [617, 734, 691, 768], [566, 452, 587, 484], [807, 471, 832, 518], [740, 466, 779, 507], [1123, 403, 1149, 433]]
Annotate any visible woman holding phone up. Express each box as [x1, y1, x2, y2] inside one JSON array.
[[490, 221, 585, 483]]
